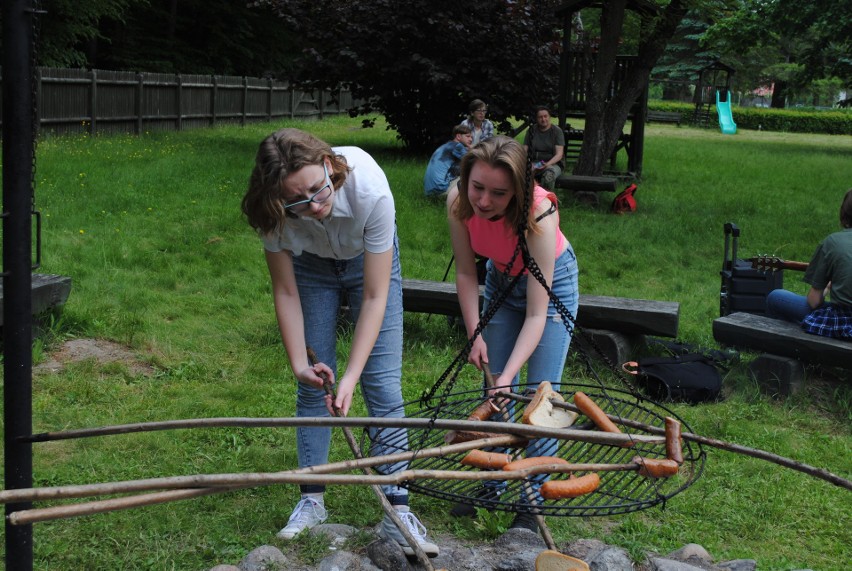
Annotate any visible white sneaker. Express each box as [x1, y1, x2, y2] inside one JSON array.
[[379, 510, 440, 557], [276, 497, 328, 540]]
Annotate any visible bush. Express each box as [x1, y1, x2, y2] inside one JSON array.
[[648, 101, 852, 135]]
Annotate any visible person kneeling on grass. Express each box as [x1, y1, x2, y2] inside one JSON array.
[[241, 128, 438, 557], [424, 124, 473, 198], [766, 187, 852, 339]]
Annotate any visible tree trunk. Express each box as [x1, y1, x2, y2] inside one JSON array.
[[574, 0, 689, 177], [771, 80, 787, 108]]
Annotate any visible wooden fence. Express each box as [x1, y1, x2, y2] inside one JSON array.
[[0, 67, 358, 137]]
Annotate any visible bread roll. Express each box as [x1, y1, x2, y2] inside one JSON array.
[[535, 549, 590, 571], [522, 381, 578, 428]]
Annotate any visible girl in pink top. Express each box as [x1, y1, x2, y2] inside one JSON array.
[[446, 136, 579, 530]]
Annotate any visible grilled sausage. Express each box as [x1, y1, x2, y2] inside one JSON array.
[[633, 456, 679, 478], [540, 473, 601, 499], [460, 449, 512, 470], [665, 417, 684, 465]]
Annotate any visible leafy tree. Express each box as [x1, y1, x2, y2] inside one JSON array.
[[570, 0, 700, 175], [91, 0, 296, 75], [4, 0, 143, 68], [703, 0, 852, 108], [259, 0, 564, 151], [652, 13, 721, 100]]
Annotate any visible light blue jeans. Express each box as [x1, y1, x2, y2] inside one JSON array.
[[291, 233, 408, 504], [766, 288, 812, 323], [481, 247, 579, 498]]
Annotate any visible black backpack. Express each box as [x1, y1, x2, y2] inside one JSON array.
[[622, 339, 735, 404]]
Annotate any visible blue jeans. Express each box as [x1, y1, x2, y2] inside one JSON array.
[[766, 288, 811, 323], [291, 234, 408, 503], [481, 247, 579, 498]]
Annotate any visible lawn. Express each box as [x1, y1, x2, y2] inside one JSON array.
[[1, 116, 850, 570]]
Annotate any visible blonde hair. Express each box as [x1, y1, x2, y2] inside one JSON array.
[[242, 128, 349, 234]]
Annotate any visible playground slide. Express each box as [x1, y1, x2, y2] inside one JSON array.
[[716, 90, 737, 135]]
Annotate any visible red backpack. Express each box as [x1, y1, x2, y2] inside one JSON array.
[[611, 183, 638, 214]]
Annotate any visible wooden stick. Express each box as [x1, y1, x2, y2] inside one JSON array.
[[0, 434, 525, 504], [23, 416, 664, 447], [499, 391, 852, 491], [6, 463, 637, 525], [306, 347, 434, 570], [8, 487, 238, 526], [483, 363, 556, 550]]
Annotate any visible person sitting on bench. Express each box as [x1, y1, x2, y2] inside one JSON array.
[[766, 187, 852, 339], [523, 105, 564, 192]]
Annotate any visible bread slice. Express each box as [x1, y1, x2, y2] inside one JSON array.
[[535, 549, 590, 571], [522, 381, 578, 428]]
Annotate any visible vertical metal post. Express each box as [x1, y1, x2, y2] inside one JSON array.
[[89, 69, 97, 134], [2, 0, 35, 569]]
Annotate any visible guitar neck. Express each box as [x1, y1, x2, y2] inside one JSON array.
[[748, 256, 809, 272]]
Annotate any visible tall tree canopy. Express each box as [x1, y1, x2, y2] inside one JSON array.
[[703, 0, 852, 107], [260, 0, 564, 151], [3, 0, 293, 75]]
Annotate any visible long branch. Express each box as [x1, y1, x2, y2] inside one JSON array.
[[23, 416, 663, 446], [7, 463, 634, 526]]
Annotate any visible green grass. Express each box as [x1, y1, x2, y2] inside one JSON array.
[[1, 117, 850, 570]]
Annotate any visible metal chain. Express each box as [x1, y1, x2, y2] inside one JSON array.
[[29, 0, 45, 270]]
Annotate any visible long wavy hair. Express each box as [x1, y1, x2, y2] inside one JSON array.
[[451, 135, 539, 235], [241, 128, 349, 234]]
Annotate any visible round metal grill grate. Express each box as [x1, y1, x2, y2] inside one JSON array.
[[365, 383, 704, 517]]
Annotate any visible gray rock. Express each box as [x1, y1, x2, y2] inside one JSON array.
[[430, 545, 480, 570], [667, 544, 713, 563], [318, 550, 361, 571], [358, 555, 384, 571], [366, 537, 412, 571], [494, 528, 547, 550], [209, 566, 241, 571], [589, 546, 633, 571], [564, 539, 608, 562], [494, 551, 539, 571], [717, 560, 757, 571], [648, 556, 711, 571], [239, 544, 288, 571]]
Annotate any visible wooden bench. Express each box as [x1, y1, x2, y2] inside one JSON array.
[[713, 311, 852, 395], [646, 111, 682, 126], [402, 278, 680, 363]]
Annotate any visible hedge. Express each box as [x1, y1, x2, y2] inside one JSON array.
[[647, 101, 852, 136]]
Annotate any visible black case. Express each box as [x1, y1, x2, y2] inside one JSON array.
[[719, 222, 783, 317]]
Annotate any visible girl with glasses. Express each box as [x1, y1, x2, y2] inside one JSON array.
[[241, 128, 438, 556], [459, 98, 495, 146]]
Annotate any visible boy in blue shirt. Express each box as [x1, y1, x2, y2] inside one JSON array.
[[424, 125, 473, 198]]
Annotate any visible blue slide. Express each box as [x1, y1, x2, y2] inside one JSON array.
[[716, 90, 737, 135]]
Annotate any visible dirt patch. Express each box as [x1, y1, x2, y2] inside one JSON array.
[[35, 338, 156, 376]]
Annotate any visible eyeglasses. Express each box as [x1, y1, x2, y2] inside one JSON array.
[[283, 163, 334, 213], [474, 108, 487, 113]]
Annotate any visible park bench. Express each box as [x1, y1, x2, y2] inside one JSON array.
[[0, 273, 72, 336], [402, 278, 679, 364], [646, 111, 682, 126], [713, 311, 852, 396]]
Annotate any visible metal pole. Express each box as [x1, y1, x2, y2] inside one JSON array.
[[2, 0, 36, 568]]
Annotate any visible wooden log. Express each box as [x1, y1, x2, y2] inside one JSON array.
[[713, 312, 852, 369], [554, 175, 618, 193], [0, 273, 72, 327]]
